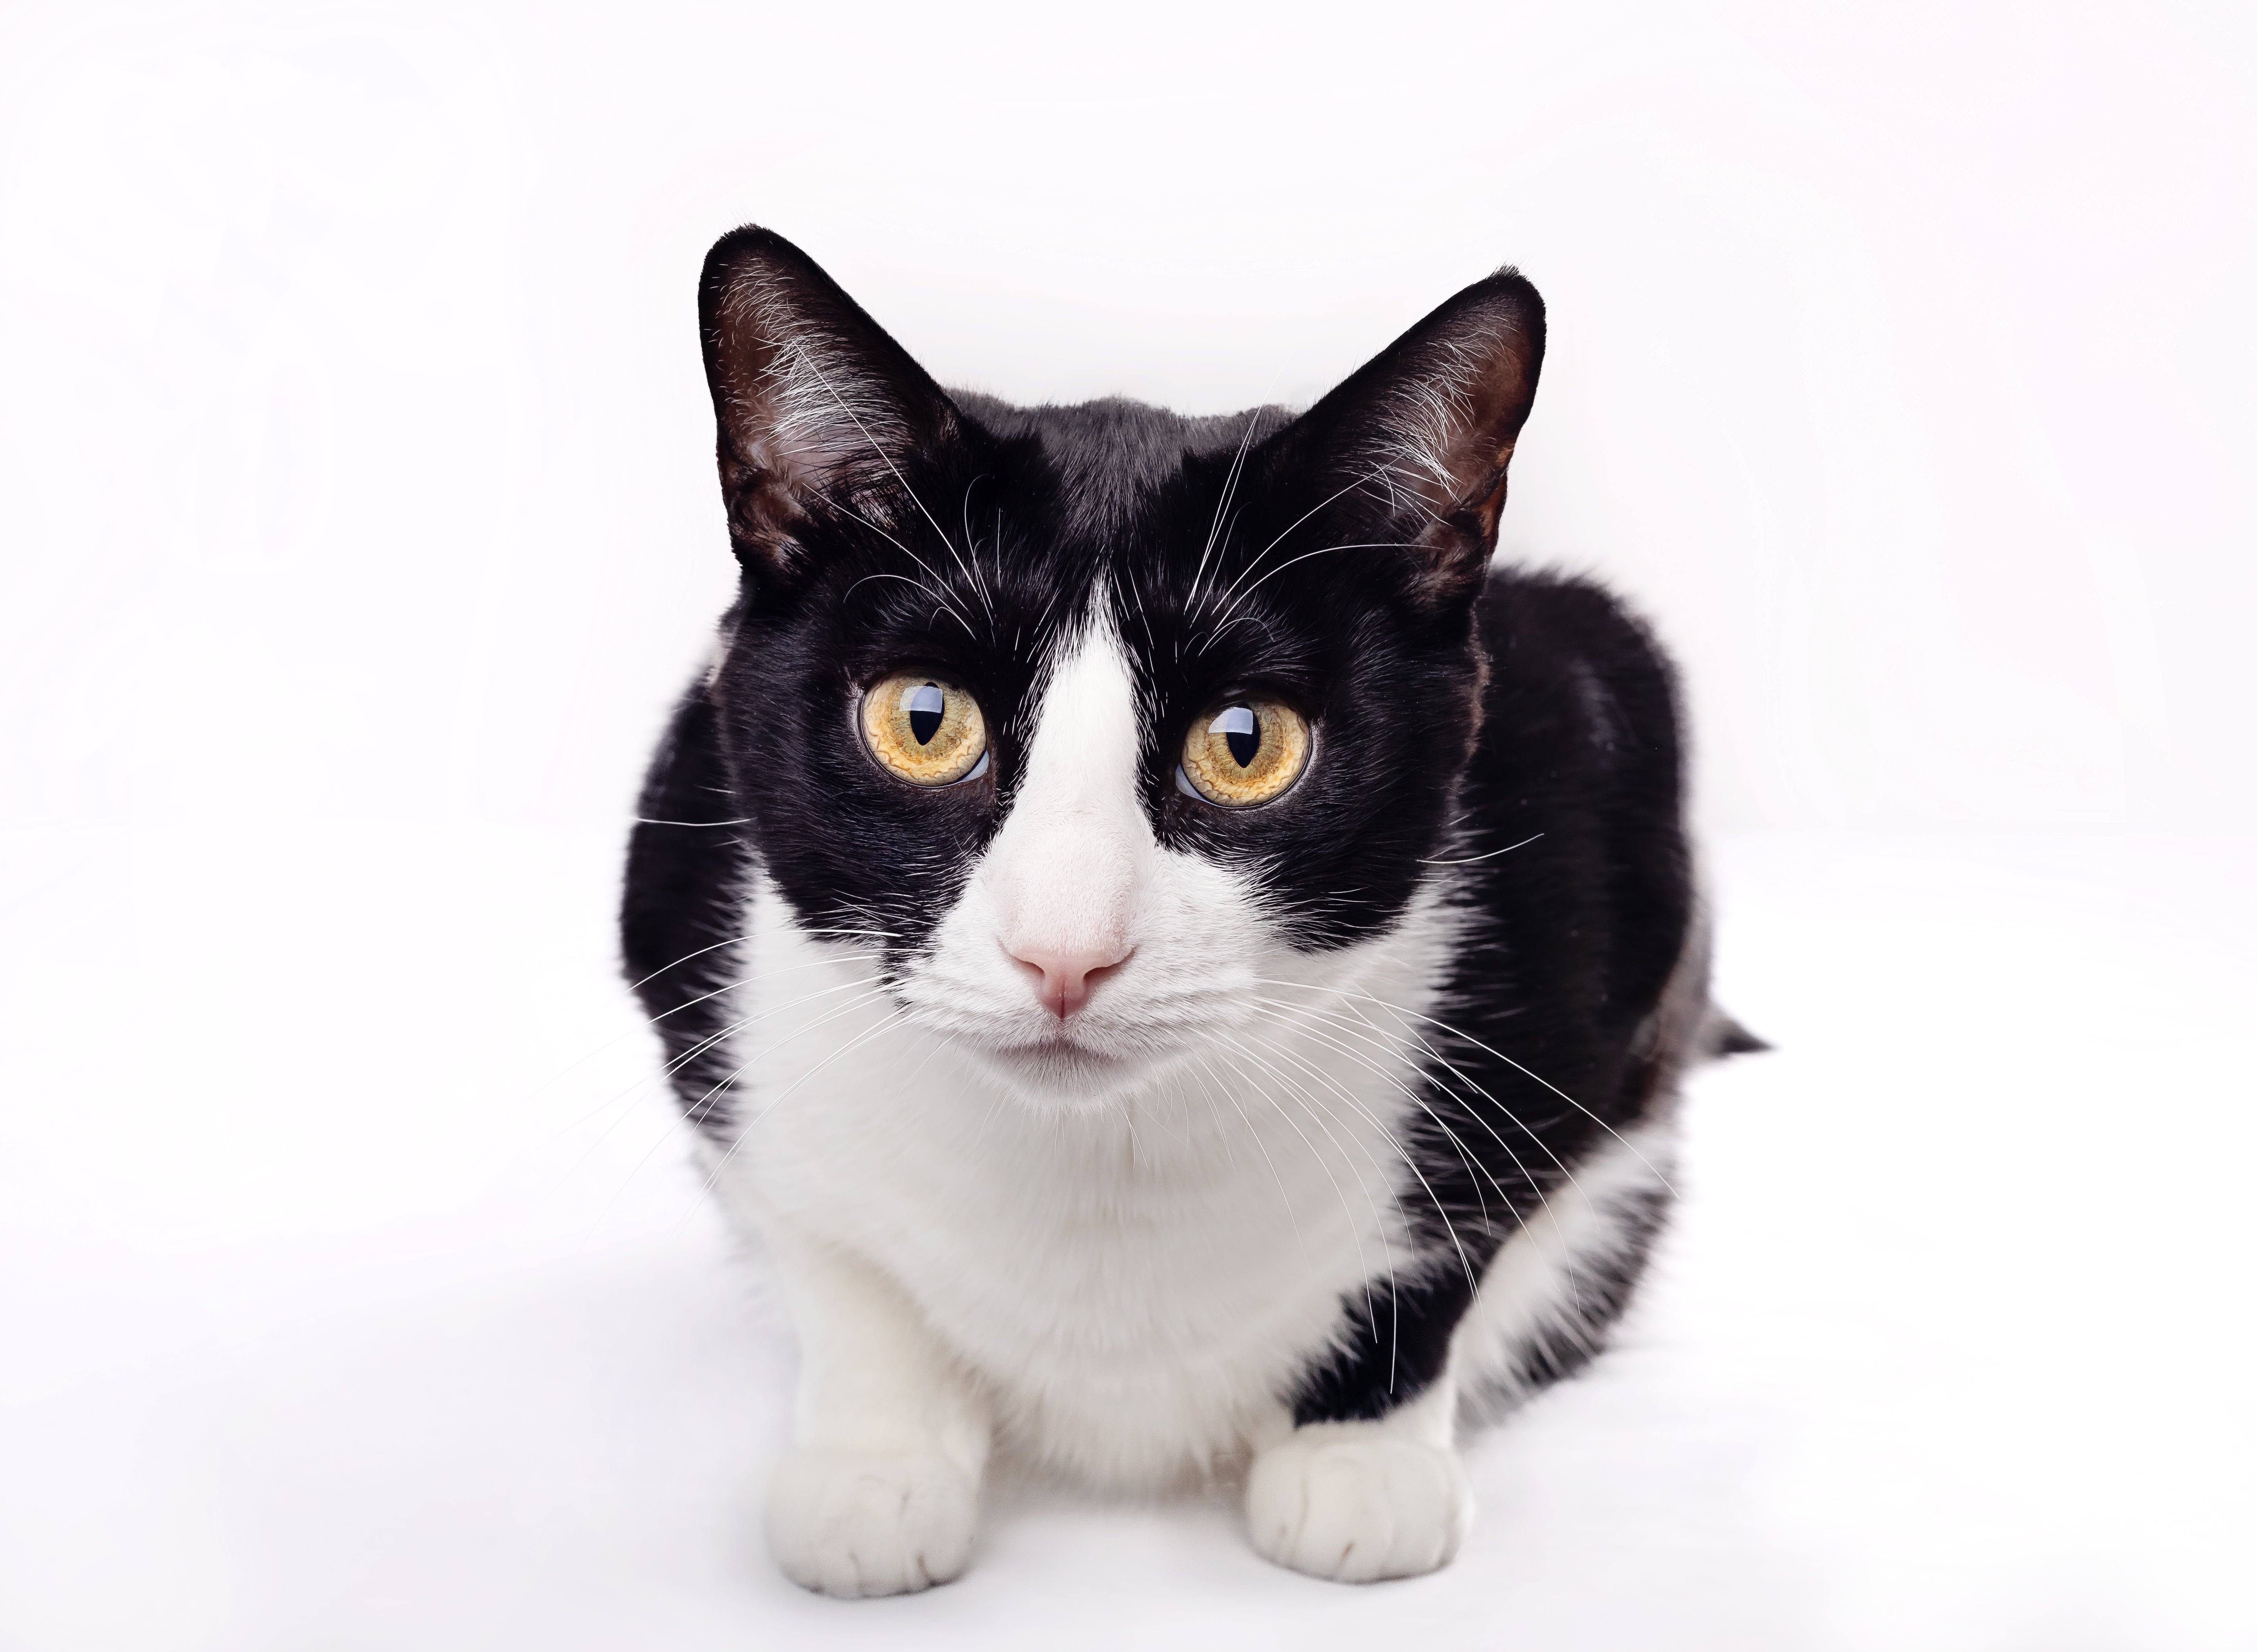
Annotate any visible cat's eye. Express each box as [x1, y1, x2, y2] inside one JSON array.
[[1177, 694, 1310, 808], [861, 671, 989, 786]]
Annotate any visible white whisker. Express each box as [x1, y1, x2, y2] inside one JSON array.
[[1419, 832, 1544, 866], [782, 341, 994, 630], [1253, 977, 1677, 1197], [1216, 1036, 1397, 1320]]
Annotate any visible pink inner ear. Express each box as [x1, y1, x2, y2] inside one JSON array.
[[1383, 336, 1538, 512], [1348, 284, 1542, 605], [1464, 457, 1514, 540], [710, 273, 896, 565], [699, 230, 958, 580]]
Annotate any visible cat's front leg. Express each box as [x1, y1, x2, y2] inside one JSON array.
[[762, 1228, 990, 1598], [1246, 1374, 1471, 1583]]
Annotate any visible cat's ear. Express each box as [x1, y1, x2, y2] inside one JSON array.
[[1285, 269, 1545, 610], [698, 226, 960, 583]]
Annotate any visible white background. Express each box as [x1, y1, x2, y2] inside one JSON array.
[[1, 2, 2251, 1648]]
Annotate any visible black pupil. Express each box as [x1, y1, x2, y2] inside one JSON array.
[[1216, 705, 1260, 768], [907, 683, 945, 745]]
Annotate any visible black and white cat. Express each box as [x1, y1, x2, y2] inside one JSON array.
[[622, 227, 1746, 1596]]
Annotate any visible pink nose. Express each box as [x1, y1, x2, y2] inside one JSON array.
[[1008, 942, 1132, 1019]]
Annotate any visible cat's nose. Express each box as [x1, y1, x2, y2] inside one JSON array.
[[1007, 941, 1132, 1020]]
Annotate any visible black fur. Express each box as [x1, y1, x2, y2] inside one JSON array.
[[623, 226, 1725, 1431], [622, 689, 752, 1137], [1293, 1264, 1476, 1426], [1286, 572, 1700, 1425]]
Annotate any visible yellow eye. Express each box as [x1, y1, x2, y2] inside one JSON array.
[[860, 671, 989, 786], [1179, 694, 1310, 808]]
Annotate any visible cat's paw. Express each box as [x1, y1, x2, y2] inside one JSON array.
[[764, 1447, 980, 1597], [1245, 1427, 1473, 1583]]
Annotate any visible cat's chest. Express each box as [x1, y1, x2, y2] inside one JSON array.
[[718, 957, 1429, 1363], [739, 1010, 1416, 1358], [704, 899, 1454, 1481]]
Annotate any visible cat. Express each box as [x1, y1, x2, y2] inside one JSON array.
[[621, 226, 1752, 1597]]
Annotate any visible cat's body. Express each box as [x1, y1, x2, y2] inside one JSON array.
[[622, 229, 1735, 1594]]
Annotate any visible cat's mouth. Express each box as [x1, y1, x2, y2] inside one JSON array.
[[977, 1029, 1151, 1098], [899, 969, 1234, 1103], [990, 1032, 1128, 1072]]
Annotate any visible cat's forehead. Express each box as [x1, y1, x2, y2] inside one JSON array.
[[954, 391, 1285, 537]]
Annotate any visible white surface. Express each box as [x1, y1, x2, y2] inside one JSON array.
[[2, 827, 2251, 1650], [3, 0, 2254, 1646]]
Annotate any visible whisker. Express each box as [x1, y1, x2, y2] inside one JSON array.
[[624, 931, 755, 995], [1205, 539, 1425, 632], [1228, 1038, 1417, 1345], [599, 982, 908, 1226], [1245, 1000, 1510, 1235], [1199, 1051, 1308, 1252], [651, 972, 886, 1084], [608, 992, 915, 1235], [1264, 986, 1616, 1241], [1186, 404, 1267, 621], [570, 975, 889, 1175], [1210, 1045, 1367, 1276], [565, 958, 883, 1131], [1244, 995, 1596, 1328], [1181, 1052, 1242, 1173], [696, 1003, 915, 1194], [783, 342, 993, 630], [1253, 977, 1678, 1196], [1216, 1036, 1399, 1323], [823, 491, 979, 635], [1109, 1093, 1146, 1169], [645, 953, 882, 1030], [1253, 994, 1541, 1196], [959, 475, 998, 620], [621, 920, 897, 1000], [1226, 1028, 1477, 1397], [677, 982, 900, 1129], [1234, 1024, 1477, 1297], [1195, 462, 1401, 631], [1419, 831, 1544, 866]]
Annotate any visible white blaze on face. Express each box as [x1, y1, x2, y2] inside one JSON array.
[[897, 604, 1282, 1101], [981, 616, 1152, 1018]]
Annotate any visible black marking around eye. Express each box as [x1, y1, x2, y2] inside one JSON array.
[[1216, 704, 1260, 768], [908, 682, 945, 745]]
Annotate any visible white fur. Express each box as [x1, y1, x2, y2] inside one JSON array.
[[1449, 1118, 1677, 1422], [760, 1231, 987, 1596], [1246, 1378, 1472, 1583], [696, 613, 1673, 1592]]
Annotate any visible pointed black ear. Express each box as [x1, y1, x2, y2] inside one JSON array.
[[1289, 269, 1545, 608], [698, 226, 959, 582]]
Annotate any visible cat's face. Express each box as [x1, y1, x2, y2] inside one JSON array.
[[700, 230, 1543, 1109]]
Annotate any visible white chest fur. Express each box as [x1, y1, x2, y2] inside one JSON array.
[[704, 875, 1456, 1488]]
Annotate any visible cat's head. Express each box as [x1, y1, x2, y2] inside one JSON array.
[[699, 227, 1543, 1111]]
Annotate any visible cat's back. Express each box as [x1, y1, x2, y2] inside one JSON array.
[[1458, 565, 1699, 1117]]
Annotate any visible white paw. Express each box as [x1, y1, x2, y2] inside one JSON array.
[[1245, 1426, 1473, 1583], [763, 1448, 980, 1597]]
